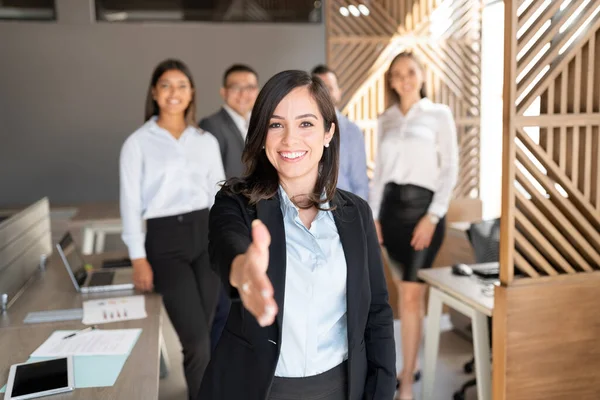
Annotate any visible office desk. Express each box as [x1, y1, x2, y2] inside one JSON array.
[[0, 253, 163, 399], [419, 264, 496, 400], [70, 203, 121, 255]]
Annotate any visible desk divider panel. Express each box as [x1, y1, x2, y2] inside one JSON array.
[[0, 198, 52, 310]]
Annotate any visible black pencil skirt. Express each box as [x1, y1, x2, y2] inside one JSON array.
[[379, 183, 446, 282]]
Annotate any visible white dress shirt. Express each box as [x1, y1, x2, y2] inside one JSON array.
[[120, 117, 225, 259], [223, 104, 249, 140], [369, 98, 459, 219], [275, 187, 348, 377]]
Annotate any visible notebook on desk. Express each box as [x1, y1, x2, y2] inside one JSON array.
[[56, 232, 134, 294]]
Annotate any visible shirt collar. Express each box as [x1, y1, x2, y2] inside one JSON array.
[[393, 97, 433, 118], [278, 185, 331, 221], [147, 116, 193, 138], [223, 104, 250, 127]]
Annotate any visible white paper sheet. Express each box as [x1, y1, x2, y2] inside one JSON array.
[[82, 295, 147, 325], [30, 329, 142, 357]]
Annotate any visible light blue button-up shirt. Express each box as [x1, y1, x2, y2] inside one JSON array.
[[274, 187, 349, 378], [336, 111, 369, 200]]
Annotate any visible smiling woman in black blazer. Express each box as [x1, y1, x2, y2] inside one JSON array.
[[198, 70, 396, 400]]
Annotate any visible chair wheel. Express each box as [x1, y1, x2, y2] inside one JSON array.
[[453, 391, 465, 400], [464, 362, 474, 374]]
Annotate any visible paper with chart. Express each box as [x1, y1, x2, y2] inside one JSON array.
[[30, 329, 142, 357], [82, 295, 146, 325]]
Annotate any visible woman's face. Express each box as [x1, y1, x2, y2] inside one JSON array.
[[389, 56, 424, 100], [264, 86, 334, 191], [152, 69, 193, 117]]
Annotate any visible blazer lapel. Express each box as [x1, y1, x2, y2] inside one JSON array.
[[332, 193, 365, 350], [219, 108, 245, 150], [256, 194, 287, 339]]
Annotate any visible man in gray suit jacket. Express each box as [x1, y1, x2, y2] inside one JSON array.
[[199, 64, 259, 352], [199, 64, 259, 179]]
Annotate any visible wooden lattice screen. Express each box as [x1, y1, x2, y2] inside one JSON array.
[[501, 0, 600, 283], [326, 0, 483, 198]]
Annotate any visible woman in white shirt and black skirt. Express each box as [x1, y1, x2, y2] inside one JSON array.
[[119, 59, 225, 400], [369, 52, 459, 400]]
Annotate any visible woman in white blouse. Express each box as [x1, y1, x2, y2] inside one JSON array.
[[369, 52, 458, 400], [119, 59, 225, 400]]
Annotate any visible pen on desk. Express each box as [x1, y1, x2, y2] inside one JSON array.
[[62, 325, 97, 340]]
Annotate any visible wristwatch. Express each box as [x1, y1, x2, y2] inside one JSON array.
[[427, 213, 440, 225]]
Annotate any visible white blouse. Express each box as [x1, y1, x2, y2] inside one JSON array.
[[120, 117, 225, 259], [369, 98, 459, 219]]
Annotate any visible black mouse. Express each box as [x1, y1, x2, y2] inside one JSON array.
[[452, 263, 473, 276]]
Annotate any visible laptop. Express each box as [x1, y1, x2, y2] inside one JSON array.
[[56, 232, 134, 293]]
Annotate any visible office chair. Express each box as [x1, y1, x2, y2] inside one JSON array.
[[453, 218, 500, 400]]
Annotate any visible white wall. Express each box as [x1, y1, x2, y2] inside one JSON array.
[[0, 1, 325, 206], [479, 1, 505, 219]]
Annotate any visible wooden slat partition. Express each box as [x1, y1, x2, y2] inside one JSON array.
[[496, 0, 600, 398], [501, 0, 600, 283], [0, 198, 52, 310], [326, 0, 483, 199]]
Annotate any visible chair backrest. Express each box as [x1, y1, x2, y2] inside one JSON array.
[[467, 218, 500, 263]]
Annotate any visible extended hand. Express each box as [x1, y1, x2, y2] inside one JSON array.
[[230, 220, 278, 327]]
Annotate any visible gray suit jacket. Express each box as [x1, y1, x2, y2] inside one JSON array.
[[199, 108, 245, 179]]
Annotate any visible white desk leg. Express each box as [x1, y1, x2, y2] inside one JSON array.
[[421, 287, 444, 400], [82, 227, 94, 255], [94, 231, 106, 254], [472, 311, 492, 400], [159, 328, 170, 379]]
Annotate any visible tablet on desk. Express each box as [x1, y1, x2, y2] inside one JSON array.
[[5, 357, 74, 400]]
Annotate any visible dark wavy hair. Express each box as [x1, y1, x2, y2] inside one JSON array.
[[144, 59, 197, 127], [224, 70, 340, 210], [385, 51, 427, 105]]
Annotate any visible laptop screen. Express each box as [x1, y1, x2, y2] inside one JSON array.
[[57, 233, 88, 288]]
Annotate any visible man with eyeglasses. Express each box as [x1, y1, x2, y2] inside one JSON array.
[[199, 64, 259, 354], [200, 64, 259, 179]]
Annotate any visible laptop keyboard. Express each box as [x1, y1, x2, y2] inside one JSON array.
[[89, 271, 115, 286]]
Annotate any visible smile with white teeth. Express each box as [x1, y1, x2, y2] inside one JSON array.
[[280, 151, 307, 159], [167, 99, 181, 105]]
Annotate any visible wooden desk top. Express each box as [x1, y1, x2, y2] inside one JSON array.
[[0, 321, 160, 399], [418, 263, 496, 316], [0, 253, 162, 399]]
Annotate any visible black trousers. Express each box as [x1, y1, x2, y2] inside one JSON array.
[[145, 209, 219, 400]]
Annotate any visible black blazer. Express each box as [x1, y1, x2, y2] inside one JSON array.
[[199, 108, 245, 179], [198, 189, 396, 400]]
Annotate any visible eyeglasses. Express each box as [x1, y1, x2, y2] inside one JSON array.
[[226, 85, 259, 94]]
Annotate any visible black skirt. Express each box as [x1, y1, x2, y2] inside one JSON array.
[[379, 183, 446, 282]]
